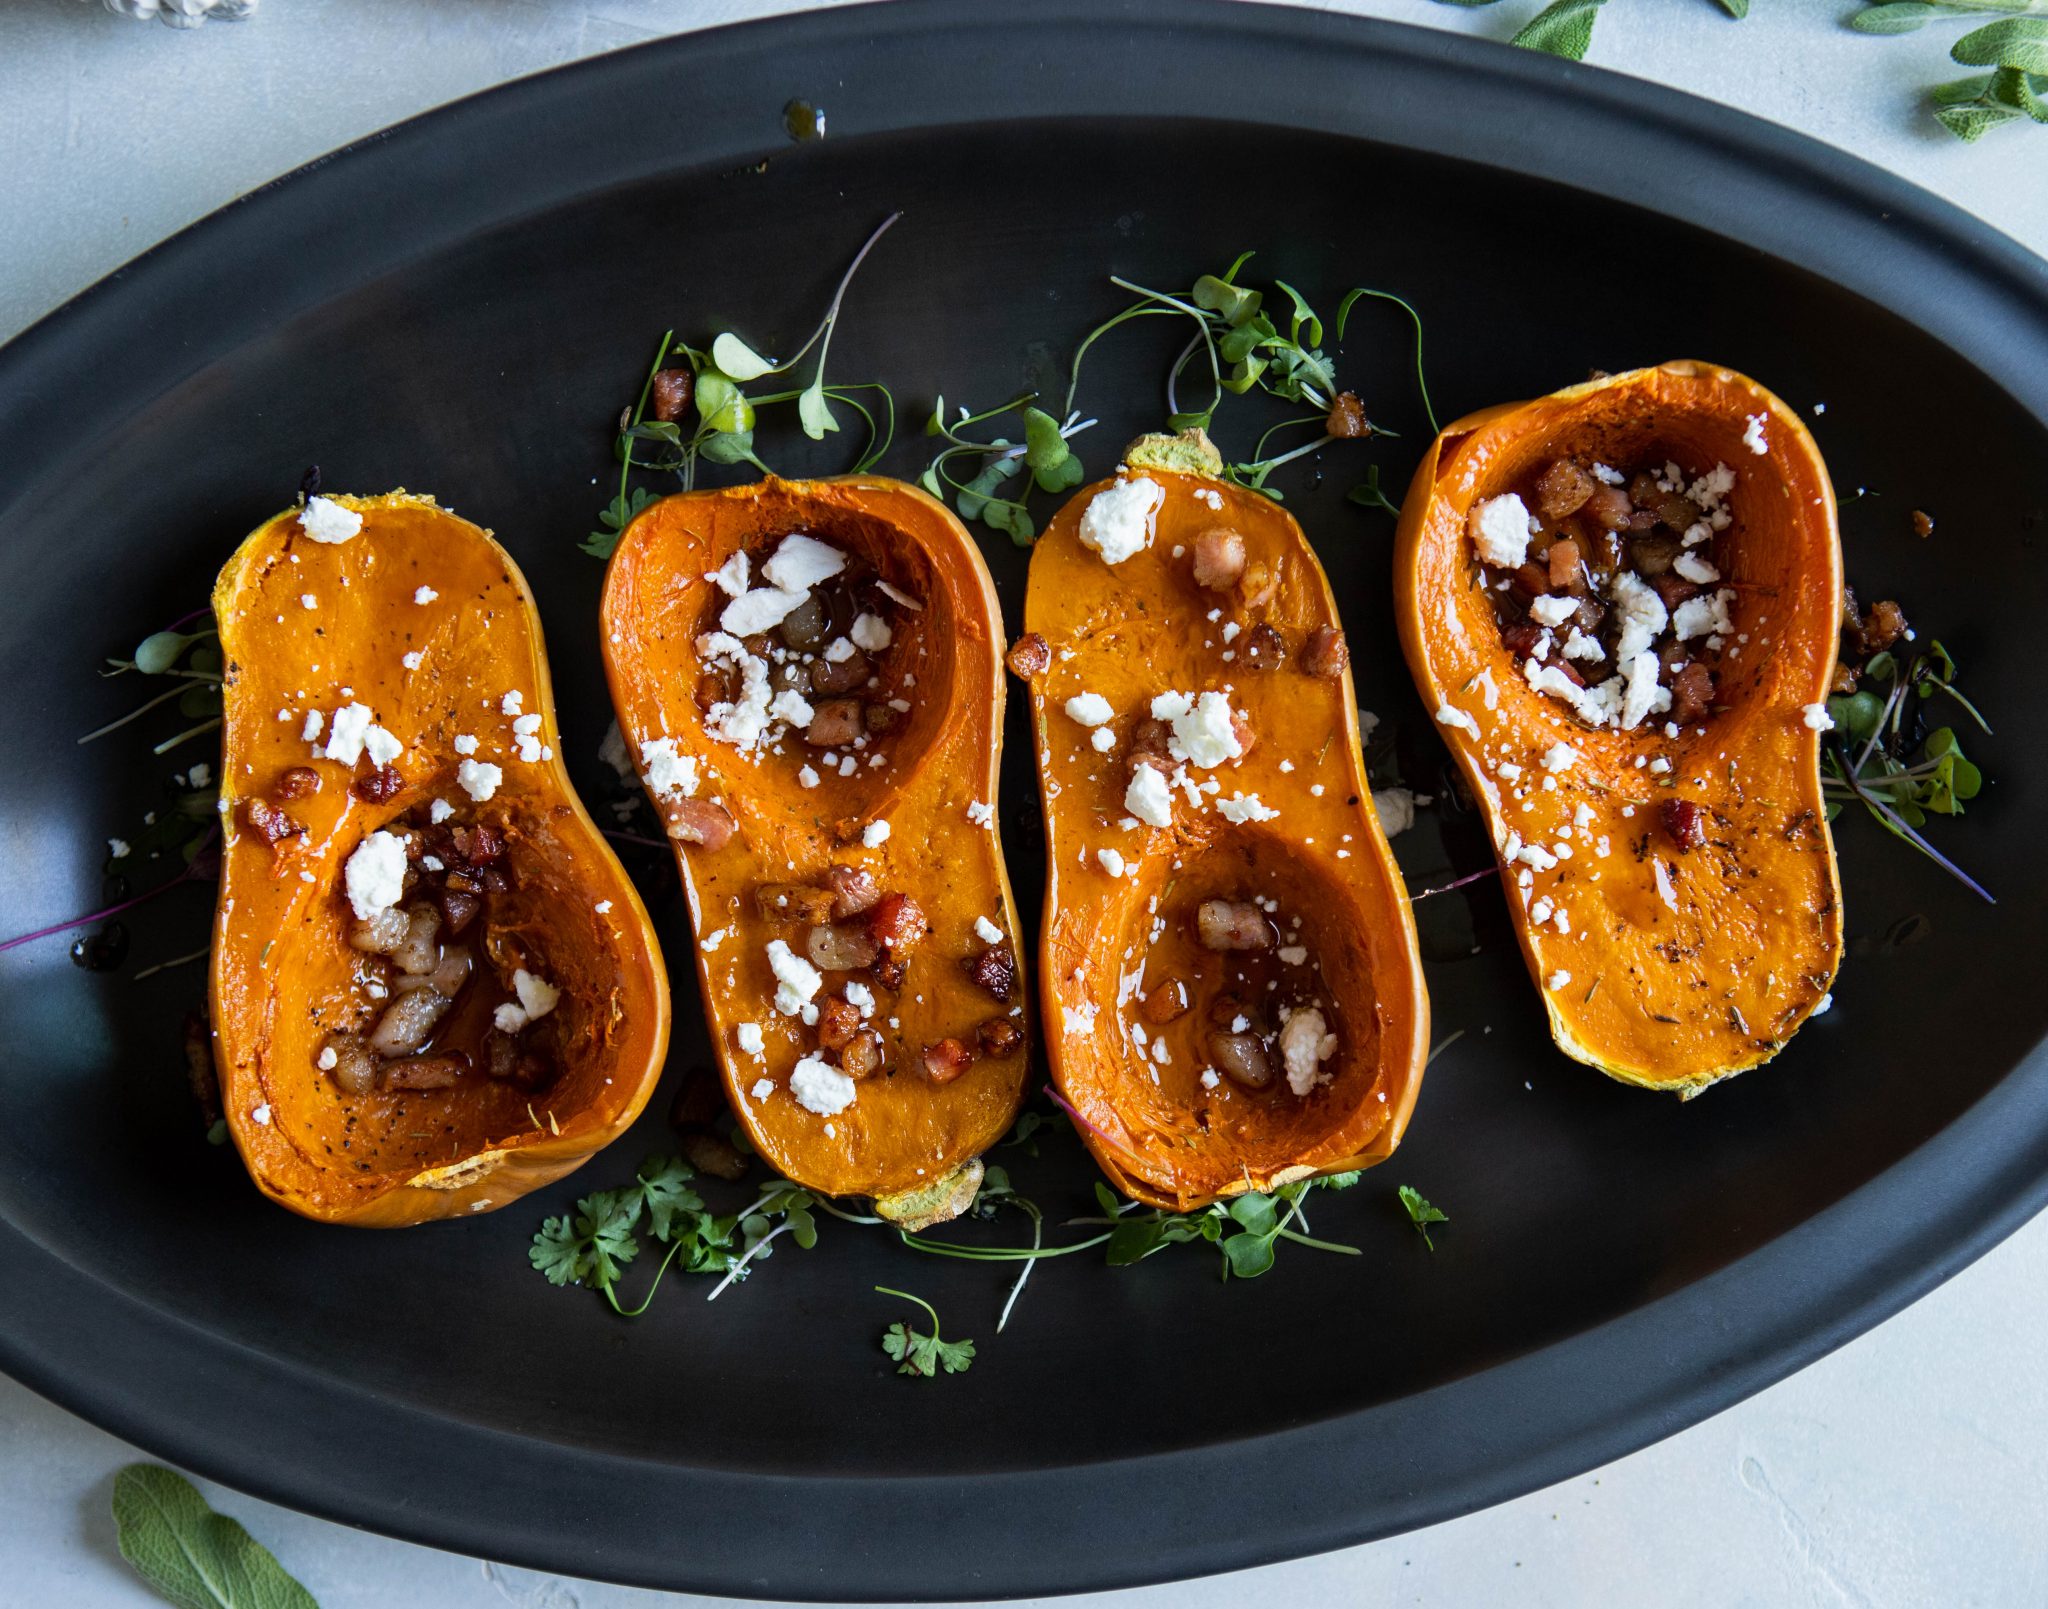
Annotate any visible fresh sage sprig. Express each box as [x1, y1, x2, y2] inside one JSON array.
[[112, 1463, 318, 1609]]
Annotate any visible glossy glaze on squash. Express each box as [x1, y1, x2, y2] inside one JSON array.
[[211, 492, 670, 1225], [1395, 362, 1843, 1093], [1024, 434, 1430, 1210], [600, 475, 1025, 1217]]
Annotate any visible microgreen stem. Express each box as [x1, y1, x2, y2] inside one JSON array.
[[131, 945, 210, 982], [0, 834, 217, 955], [77, 681, 194, 745], [1834, 742, 1994, 904], [1410, 865, 1500, 901], [1336, 287, 1437, 434], [1274, 1228, 1361, 1256], [874, 1285, 941, 1331], [1425, 1028, 1467, 1068], [152, 717, 221, 756], [706, 1217, 789, 1302], [600, 828, 670, 852]]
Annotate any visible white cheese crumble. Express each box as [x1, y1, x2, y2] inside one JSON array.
[[1150, 689, 1243, 768], [1064, 692, 1114, 727], [1540, 741, 1578, 774], [456, 759, 503, 801], [1742, 413, 1769, 455], [750, 1076, 776, 1101], [107, 836, 131, 858], [640, 737, 700, 798], [1801, 702, 1835, 731], [707, 551, 750, 598], [514, 969, 560, 1021], [413, 585, 438, 605], [1654, 859, 1679, 911], [973, 915, 1005, 945], [316, 1045, 338, 1070], [720, 586, 809, 636], [251, 1103, 273, 1126], [966, 800, 994, 828], [1611, 571, 1668, 663], [850, 612, 892, 652], [401, 651, 423, 670], [343, 830, 408, 921], [862, 819, 891, 848], [1091, 727, 1117, 753], [1561, 627, 1605, 662], [1546, 970, 1573, 990], [736, 1022, 765, 1056], [1673, 551, 1721, 585], [1468, 493, 1534, 568], [301, 710, 324, 743], [299, 593, 318, 610], [1125, 766, 1173, 829], [1097, 847, 1126, 878], [453, 733, 479, 755], [767, 939, 823, 1015], [1435, 703, 1480, 738], [1216, 793, 1280, 824], [299, 496, 362, 544], [1372, 786, 1416, 837], [762, 533, 846, 592], [363, 725, 403, 767], [1528, 594, 1577, 629], [322, 702, 375, 765], [1077, 474, 1163, 565], [799, 765, 821, 788], [1673, 589, 1736, 643], [791, 1056, 857, 1115], [428, 798, 454, 824]]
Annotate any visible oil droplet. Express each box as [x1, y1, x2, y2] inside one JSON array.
[[72, 921, 130, 972], [783, 99, 825, 142]]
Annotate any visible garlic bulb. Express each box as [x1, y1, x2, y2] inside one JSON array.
[[87, 0, 258, 26]]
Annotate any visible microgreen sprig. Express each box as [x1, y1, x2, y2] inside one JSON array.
[[1398, 1184, 1450, 1251], [917, 396, 1096, 545], [585, 213, 903, 557], [1822, 638, 1995, 902]]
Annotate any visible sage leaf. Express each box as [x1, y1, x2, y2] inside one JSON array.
[[112, 1465, 318, 1609]]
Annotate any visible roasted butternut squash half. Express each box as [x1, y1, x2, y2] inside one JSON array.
[[600, 475, 1026, 1224], [1394, 361, 1843, 1093], [1021, 432, 1430, 1211], [211, 492, 671, 1226]]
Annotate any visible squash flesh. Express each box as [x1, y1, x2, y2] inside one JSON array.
[[600, 476, 1027, 1205], [1027, 458, 1430, 1209], [1395, 362, 1843, 1091], [210, 493, 671, 1225]]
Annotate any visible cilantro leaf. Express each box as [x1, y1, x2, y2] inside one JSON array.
[[113, 1464, 318, 1609], [583, 483, 658, 559], [1398, 1184, 1449, 1250]]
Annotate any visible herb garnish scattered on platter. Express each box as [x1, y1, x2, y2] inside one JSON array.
[[1440, 0, 2048, 144]]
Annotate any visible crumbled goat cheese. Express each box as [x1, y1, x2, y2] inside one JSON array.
[[1673, 551, 1721, 585], [1435, 703, 1480, 738], [1812, 993, 1833, 1016], [1561, 627, 1605, 662], [823, 637, 856, 665], [429, 798, 454, 824], [402, 651, 422, 670], [640, 737, 700, 798], [1150, 689, 1243, 768], [1610, 571, 1668, 663], [322, 702, 376, 765], [736, 1022, 765, 1056], [863, 819, 891, 848], [1097, 847, 1126, 878], [456, 759, 503, 801], [843, 980, 875, 1016], [301, 710, 324, 743], [413, 585, 438, 605], [500, 691, 523, 717], [974, 915, 1004, 945], [720, 586, 809, 637], [300, 593, 318, 610], [1591, 463, 1625, 485], [1528, 594, 1577, 628], [750, 1077, 776, 1101], [1468, 493, 1534, 568], [1216, 792, 1280, 824], [1065, 692, 1114, 727], [107, 837, 130, 858], [767, 939, 823, 1015], [966, 800, 994, 828], [1091, 727, 1117, 753], [1801, 702, 1835, 731], [1539, 742, 1578, 774], [316, 1046, 338, 1070], [1672, 590, 1736, 643], [1742, 414, 1769, 455], [363, 725, 403, 767], [300, 497, 362, 544], [799, 765, 821, 788], [762, 533, 846, 593], [850, 612, 892, 652], [1125, 765, 1173, 828], [707, 551, 750, 597], [1373, 787, 1416, 837], [791, 1055, 857, 1115], [1546, 970, 1573, 990], [453, 733, 479, 755], [343, 830, 408, 921], [1077, 474, 1163, 565], [514, 969, 560, 1021]]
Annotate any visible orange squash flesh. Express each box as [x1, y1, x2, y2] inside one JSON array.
[[600, 475, 1026, 1211], [211, 493, 671, 1226], [1026, 442, 1430, 1210], [1395, 362, 1844, 1093]]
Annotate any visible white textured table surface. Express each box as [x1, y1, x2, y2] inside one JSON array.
[[2, 3, 2044, 1606]]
